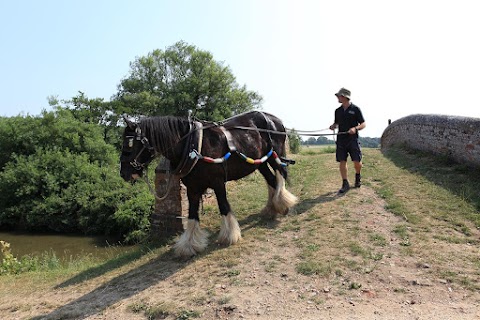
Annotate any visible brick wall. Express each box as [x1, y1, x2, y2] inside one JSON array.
[[150, 158, 186, 239], [381, 114, 480, 167]]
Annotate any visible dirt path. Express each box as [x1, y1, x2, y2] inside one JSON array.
[[2, 180, 480, 319]]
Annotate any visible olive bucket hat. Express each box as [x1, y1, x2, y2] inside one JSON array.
[[335, 88, 351, 99]]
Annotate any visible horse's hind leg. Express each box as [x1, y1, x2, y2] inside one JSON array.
[[214, 184, 241, 245], [173, 189, 209, 258]]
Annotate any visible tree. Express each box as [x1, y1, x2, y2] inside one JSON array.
[[114, 41, 262, 120], [316, 136, 334, 145], [305, 137, 317, 145], [359, 137, 380, 148], [52, 92, 123, 147], [287, 129, 301, 154]]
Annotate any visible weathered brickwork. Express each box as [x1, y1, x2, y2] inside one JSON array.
[[149, 158, 187, 239], [381, 114, 480, 167]]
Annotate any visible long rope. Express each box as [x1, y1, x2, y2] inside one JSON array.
[[144, 167, 175, 202], [140, 117, 345, 201], [207, 110, 340, 136], [287, 127, 331, 133], [292, 131, 348, 137], [225, 125, 348, 136]]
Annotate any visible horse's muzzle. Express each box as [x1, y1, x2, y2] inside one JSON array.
[[120, 171, 140, 183]]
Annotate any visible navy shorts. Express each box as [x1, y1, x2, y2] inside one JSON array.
[[336, 139, 362, 162]]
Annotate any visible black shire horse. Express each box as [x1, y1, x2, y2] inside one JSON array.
[[120, 111, 297, 257]]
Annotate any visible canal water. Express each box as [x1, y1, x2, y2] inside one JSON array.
[[0, 232, 136, 261]]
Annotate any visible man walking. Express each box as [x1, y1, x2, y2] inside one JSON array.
[[329, 88, 366, 193]]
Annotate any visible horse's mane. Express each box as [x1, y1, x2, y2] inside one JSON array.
[[139, 116, 189, 154]]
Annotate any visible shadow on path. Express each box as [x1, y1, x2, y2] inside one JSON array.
[[236, 190, 339, 234], [54, 248, 151, 289], [32, 249, 188, 320], [294, 191, 339, 215]]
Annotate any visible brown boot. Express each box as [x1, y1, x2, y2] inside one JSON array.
[[355, 174, 361, 188], [338, 179, 350, 193]]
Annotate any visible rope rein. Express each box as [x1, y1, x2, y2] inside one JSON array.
[[223, 125, 348, 136]]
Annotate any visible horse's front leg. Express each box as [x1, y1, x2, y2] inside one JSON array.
[[215, 184, 242, 246], [173, 189, 209, 258]]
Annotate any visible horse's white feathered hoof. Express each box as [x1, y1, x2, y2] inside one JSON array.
[[217, 212, 242, 245], [173, 219, 208, 258]]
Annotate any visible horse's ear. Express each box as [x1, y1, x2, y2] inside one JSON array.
[[123, 114, 136, 129]]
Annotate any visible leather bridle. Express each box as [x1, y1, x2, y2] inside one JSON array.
[[126, 127, 155, 171]]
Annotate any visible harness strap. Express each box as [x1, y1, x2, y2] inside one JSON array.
[[197, 122, 203, 154], [172, 121, 203, 177], [219, 126, 237, 152], [259, 111, 275, 145]]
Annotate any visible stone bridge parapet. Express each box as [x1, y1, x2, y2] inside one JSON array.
[[381, 114, 480, 167]]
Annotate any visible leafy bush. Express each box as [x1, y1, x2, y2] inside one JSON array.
[[114, 192, 154, 243], [0, 240, 66, 275], [0, 241, 38, 274], [0, 108, 113, 170], [0, 109, 153, 243], [287, 129, 301, 154]]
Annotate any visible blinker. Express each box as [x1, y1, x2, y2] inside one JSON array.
[[135, 127, 142, 140]]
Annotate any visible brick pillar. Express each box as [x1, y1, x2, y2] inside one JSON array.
[[149, 157, 186, 239]]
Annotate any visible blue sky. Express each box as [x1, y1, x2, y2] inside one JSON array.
[[1, 0, 479, 138]]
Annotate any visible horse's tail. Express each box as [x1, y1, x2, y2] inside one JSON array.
[[268, 149, 298, 214], [273, 169, 298, 213], [255, 112, 298, 215], [262, 112, 292, 180]]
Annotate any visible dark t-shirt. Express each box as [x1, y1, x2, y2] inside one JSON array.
[[334, 103, 365, 143]]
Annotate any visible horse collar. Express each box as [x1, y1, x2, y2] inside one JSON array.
[[171, 121, 203, 177]]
